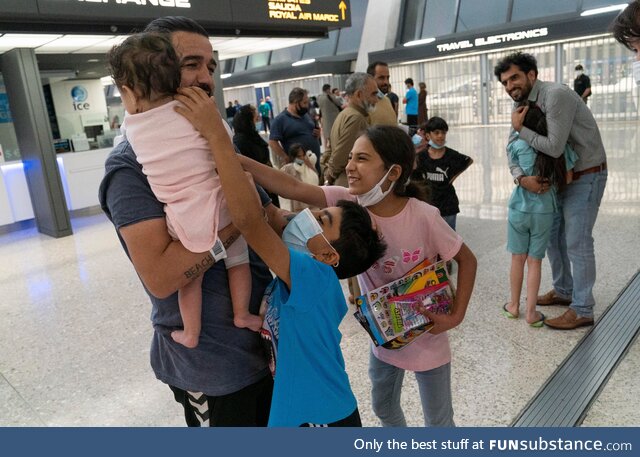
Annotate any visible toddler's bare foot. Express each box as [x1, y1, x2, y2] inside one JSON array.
[[171, 330, 199, 348], [234, 314, 263, 332]]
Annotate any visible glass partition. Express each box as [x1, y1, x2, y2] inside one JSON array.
[[564, 36, 639, 122]]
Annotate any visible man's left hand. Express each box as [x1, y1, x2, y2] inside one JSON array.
[[312, 128, 321, 138], [511, 105, 529, 132]]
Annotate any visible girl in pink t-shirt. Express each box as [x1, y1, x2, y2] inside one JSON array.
[[239, 125, 477, 426], [108, 33, 262, 348]]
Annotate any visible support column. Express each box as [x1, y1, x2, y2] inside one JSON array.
[[212, 50, 227, 120], [355, 0, 403, 72], [1, 48, 72, 237]]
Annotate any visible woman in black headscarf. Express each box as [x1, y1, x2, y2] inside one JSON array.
[[232, 104, 280, 207]]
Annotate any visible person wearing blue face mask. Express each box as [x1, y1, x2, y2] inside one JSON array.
[[175, 86, 387, 427], [412, 117, 473, 231]]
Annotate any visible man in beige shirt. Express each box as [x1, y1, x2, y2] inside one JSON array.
[[367, 61, 398, 126], [324, 73, 379, 186]]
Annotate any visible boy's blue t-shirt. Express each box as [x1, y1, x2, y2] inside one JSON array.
[[261, 249, 357, 427]]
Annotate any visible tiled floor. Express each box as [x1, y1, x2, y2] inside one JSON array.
[[0, 122, 638, 427]]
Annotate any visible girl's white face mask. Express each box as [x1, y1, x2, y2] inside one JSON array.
[[356, 165, 398, 207]]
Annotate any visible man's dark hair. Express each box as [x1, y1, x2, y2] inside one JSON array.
[[404, 78, 414, 86], [493, 52, 538, 81], [575, 64, 584, 71], [423, 116, 449, 133], [322, 83, 331, 92], [108, 33, 180, 101], [289, 87, 308, 104], [611, 1, 640, 49], [144, 16, 208, 37], [331, 200, 387, 279], [523, 105, 568, 193], [366, 61, 388, 76]]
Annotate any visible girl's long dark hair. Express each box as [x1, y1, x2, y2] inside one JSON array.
[[233, 104, 264, 143], [524, 105, 567, 192]]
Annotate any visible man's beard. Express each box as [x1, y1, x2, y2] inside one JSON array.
[[509, 81, 532, 102], [361, 100, 376, 114]]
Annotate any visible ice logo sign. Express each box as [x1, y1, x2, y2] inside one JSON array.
[[71, 86, 90, 111]]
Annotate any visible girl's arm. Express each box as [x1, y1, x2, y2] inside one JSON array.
[[422, 242, 477, 334]]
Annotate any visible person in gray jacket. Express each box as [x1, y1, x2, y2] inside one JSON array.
[[494, 51, 607, 330]]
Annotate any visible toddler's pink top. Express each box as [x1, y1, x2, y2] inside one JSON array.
[[323, 186, 462, 372], [126, 100, 227, 253]]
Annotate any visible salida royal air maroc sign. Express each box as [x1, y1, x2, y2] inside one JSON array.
[[14, 0, 351, 30]]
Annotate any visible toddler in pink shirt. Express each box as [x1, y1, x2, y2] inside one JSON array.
[[108, 33, 262, 347]]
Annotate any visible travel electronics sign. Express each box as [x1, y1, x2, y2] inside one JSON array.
[[436, 28, 549, 53], [2, 0, 349, 32]]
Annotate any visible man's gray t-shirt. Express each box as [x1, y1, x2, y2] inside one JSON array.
[[99, 140, 272, 395]]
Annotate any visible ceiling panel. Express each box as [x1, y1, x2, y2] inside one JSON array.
[[0, 33, 318, 79]]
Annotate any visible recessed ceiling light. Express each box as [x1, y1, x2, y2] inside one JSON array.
[[292, 58, 315, 67], [403, 37, 436, 47], [581, 4, 627, 16]]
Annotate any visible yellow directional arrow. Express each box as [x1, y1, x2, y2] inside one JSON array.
[[339, 0, 347, 20]]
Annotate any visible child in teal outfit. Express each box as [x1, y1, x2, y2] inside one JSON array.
[[503, 106, 577, 326]]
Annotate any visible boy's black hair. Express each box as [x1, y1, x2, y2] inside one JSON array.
[[108, 33, 180, 101], [144, 16, 209, 37], [610, 1, 640, 49], [423, 116, 449, 133], [404, 78, 414, 86], [363, 125, 430, 203], [322, 83, 332, 91], [523, 105, 568, 192], [331, 200, 387, 279], [493, 52, 538, 81], [286, 143, 305, 160]]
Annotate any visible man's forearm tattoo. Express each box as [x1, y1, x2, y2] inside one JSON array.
[[183, 254, 215, 280]]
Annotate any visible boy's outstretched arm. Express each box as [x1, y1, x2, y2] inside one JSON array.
[[237, 154, 328, 209], [175, 87, 292, 287]]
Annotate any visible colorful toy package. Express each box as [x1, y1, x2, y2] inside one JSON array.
[[353, 259, 453, 349]]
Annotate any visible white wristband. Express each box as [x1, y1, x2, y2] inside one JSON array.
[[209, 239, 227, 262]]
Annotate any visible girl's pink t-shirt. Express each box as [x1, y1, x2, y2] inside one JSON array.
[[323, 186, 463, 372]]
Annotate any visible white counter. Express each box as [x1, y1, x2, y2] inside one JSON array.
[[0, 147, 111, 226]]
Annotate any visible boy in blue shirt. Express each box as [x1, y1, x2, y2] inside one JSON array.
[[175, 86, 387, 427]]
